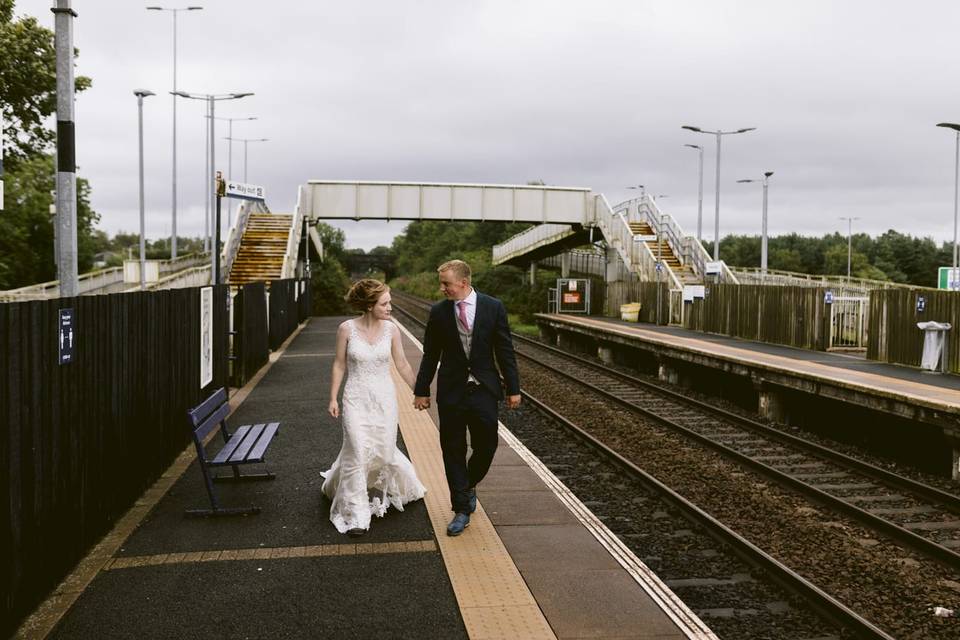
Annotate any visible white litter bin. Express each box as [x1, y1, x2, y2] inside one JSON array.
[[917, 321, 952, 372]]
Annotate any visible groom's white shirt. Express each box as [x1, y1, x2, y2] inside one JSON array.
[[453, 287, 478, 330]]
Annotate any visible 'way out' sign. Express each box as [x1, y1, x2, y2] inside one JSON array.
[[225, 181, 266, 201]]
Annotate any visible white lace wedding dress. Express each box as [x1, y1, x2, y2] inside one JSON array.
[[321, 320, 426, 533]]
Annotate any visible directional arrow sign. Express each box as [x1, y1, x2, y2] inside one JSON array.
[[225, 181, 266, 201]]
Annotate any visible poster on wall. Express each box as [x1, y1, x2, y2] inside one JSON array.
[[200, 286, 213, 388]]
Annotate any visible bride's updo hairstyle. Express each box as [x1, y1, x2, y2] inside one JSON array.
[[345, 279, 388, 313]]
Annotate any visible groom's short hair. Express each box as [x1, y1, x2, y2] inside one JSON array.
[[438, 260, 471, 283]]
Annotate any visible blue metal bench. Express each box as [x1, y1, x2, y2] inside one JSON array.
[[186, 387, 280, 517]]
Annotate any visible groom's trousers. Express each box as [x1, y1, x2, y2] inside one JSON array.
[[438, 383, 499, 514]]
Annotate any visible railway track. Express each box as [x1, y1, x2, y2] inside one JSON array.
[[390, 292, 916, 640]]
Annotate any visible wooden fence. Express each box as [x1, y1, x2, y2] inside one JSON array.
[[682, 284, 829, 350], [232, 283, 269, 387], [0, 286, 226, 635], [868, 288, 960, 373], [0, 278, 310, 636]]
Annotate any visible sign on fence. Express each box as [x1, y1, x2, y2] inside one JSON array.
[[200, 287, 213, 387], [59, 308, 74, 364], [938, 267, 960, 291], [556, 278, 590, 313]]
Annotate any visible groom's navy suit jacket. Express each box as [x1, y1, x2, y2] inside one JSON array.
[[414, 292, 520, 406]]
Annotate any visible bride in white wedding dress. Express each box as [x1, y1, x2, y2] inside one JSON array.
[[322, 279, 426, 537]]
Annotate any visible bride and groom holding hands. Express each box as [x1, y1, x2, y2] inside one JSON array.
[[321, 260, 521, 538]]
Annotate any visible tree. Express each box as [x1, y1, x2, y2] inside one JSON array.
[[0, 0, 92, 168], [0, 153, 99, 288]]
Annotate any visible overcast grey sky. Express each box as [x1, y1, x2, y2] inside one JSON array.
[[13, 0, 960, 251]]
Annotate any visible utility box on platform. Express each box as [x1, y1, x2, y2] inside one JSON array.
[[917, 321, 951, 373]]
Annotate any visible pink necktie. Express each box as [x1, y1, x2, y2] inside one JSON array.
[[457, 301, 470, 331]]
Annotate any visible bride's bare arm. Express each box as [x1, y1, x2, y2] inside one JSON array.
[[390, 322, 417, 389], [328, 322, 349, 418]]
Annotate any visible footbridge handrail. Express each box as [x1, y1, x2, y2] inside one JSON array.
[[595, 194, 683, 291], [492, 223, 578, 265], [283, 187, 306, 279], [614, 196, 739, 284]]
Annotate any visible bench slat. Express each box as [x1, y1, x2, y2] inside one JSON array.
[[228, 423, 265, 463], [193, 402, 231, 443], [210, 425, 251, 465], [246, 422, 280, 462], [188, 388, 228, 428]]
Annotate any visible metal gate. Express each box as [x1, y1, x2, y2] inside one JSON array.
[[829, 296, 868, 349]]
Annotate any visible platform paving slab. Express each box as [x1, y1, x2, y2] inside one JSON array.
[[47, 554, 467, 640]]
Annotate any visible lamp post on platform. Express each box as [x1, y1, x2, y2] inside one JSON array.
[[225, 136, 269, 183], [146, 5, 203, 259], [134, 89, 155, 291], [839, 216, 860, 280], [214, 115, 256, 229], [737, 171, 774, 277], [937, 122, 960, 270], [684, 143, 704, 243], [172, 91, 252, 277], [682, 125, 756, 260]]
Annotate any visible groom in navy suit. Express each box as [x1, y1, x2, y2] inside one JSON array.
[[414, 259, 521, 536]]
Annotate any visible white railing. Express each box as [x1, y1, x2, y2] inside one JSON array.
[[282, 188, 306, 279], [593, 194, 683, 291], [492, 223, 579, 264], [222, 199, 268, 281], [143, 265, 212, 290], [0, 251, 214, 302], [613, 196, 739, 284], [731, 267, 918, 296]]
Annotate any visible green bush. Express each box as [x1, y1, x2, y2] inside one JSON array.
[[310, 258, 352, 316]]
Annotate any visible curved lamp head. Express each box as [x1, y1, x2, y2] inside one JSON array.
[[681, 125, 702, 133], [736, 179, 754, 184], [764, 171, 774, 178], [736, 127, 757, 134], [684, 143, 702, 150], [937, 122, 960, 132], [133, 89, 155, 98]]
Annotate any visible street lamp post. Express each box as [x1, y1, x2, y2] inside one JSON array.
[[682, 125, 756, 260], [937, 122, 960, 270], [839, 216, 860, 280], [684, 144, 704, 244], [737, 171, 774, 277], [134, 89, 155, 290], [146, 6, 203, 259], [172, 91, 253, 281], [225, 137, 269, 183], [214, 116, 256, 229]]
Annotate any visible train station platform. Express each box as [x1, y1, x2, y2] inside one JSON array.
[[18, 316, 713, 640], [535, 314, 960, 475]]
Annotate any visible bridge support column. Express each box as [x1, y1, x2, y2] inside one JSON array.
[[529, 261, 537, 286], [557, 330, 575, 352], [561, 253, 571, 278], [605, 246, 621, 283]]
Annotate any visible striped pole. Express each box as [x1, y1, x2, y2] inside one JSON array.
[[52, 0, 79, 297]]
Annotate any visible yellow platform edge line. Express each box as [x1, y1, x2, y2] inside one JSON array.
[[391, 339, 556, 639]]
